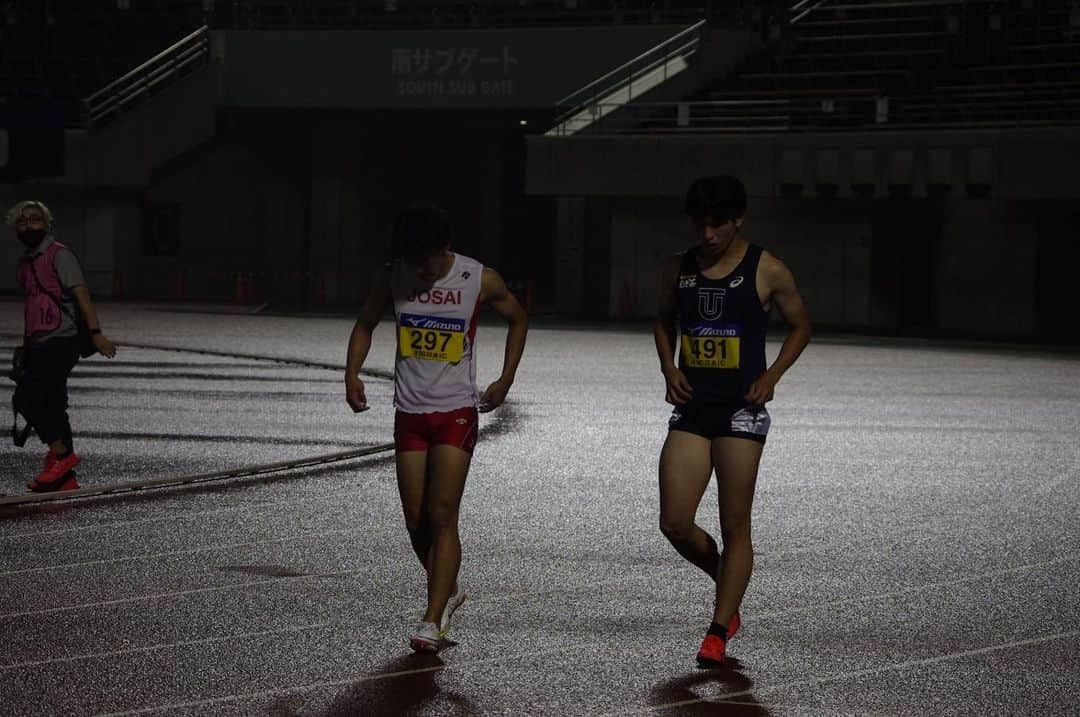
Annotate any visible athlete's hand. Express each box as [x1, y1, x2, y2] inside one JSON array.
[[662, 366, 693, 405], [479, 377, 512, 413], [345, 376, 369, 412], [92, 333, 117, 358], [744, 371, 777, 406]]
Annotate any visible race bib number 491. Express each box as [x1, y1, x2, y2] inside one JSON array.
[[681, 324, 740, 369], [398, 313, 466, 363]]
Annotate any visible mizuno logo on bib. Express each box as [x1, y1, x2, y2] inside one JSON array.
[[681, 323, 741, 369], [398, 313, 467, 363]]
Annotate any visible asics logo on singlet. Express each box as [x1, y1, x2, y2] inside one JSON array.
[[679, 275, 697, 289], [400, 313, 466, 332], [729, 276, 744, 288], [697, 288, 726, 320]]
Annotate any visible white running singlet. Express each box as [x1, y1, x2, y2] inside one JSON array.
[[391, 253, 484, 413]]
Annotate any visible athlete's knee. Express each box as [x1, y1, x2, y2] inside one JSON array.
[[719, 520, 752, 547], [659, 516, 694, 544], [426, 504, 460, 533], [404, 518, 427, 541], [402, 506, 425, 534]]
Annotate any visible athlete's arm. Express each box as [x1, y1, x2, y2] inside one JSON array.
[[69, 285, 117, 358], [653, 254, 693, 405], [478, 267, 528, 413], [345, 269, 391, 412], [744, 252, 812, 406]]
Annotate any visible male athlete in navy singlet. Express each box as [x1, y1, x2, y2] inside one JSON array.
[[653, 177, 812, 666]]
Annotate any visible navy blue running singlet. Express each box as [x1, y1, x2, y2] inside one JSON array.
[[675, 244, 770, 404]]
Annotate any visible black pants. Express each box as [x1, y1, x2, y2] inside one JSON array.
[[13, 336, 80, 452]]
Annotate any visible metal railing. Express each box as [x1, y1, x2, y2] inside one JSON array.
[[84, 25, 209, 128], [547, 19, 707, 136], [790, 0, 831, 25], [565, 86, 1080, 133], [209, 1, 752, 30], [788, 0, 1002, 25]]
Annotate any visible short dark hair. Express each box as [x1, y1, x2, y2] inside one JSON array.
[[684, 176, 747, 223], [392, 205, 452, 261]]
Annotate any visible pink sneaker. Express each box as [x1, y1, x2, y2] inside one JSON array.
[[696, 633, 726, 667], [28, 453, 81, 492], [728, 611, 741, 639]]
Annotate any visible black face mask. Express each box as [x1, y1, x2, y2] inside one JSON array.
[[17, 229, 47, 247]]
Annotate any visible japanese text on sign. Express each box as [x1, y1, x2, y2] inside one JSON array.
[[391, 46, 518, 76]]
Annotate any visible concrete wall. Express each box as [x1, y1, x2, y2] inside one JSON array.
[[607, 197, 875, 326], [215, 25, 696, 110], [936, 200, 1037, 335], [532, 129, 1080, 339], [117, 110, 516, 307], [0, 196, 137, 298], [575, 194, 1051, 338], [306, 113, 513, 306], [139, 121, 310, 303], [528, 127, 1080, 199], [0, 65, 217, 295], [53, 66, 217, 190]]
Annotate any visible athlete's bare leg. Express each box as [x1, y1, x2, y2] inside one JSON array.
[[710, 436, 763, 626], [397, 449, 467, 621], [659, 430, 721, 579], [419, 445, 470, 625], [396, 451, 433, 570]]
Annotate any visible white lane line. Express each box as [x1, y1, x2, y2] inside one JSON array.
[[0, 622, 336, 670], [626, 629, 1080, 715], [749, 552, 1080, 622], [0, 444, 399, 536], [5, 550, 1078, 672], [91, 628, 1080, 716], [0, 403, 501, 535], [0, 502, 289, 541], [0, 569, 649, 624], [91, 644, 585, 717], [6, 542, 1077, 622], [0, 572, 349, 620], [0, 527, 366, 578], [1032, 444, 1080, 497], [114, 341, 395, 380], [0, 445, 394, 507], [2, 573, 649, 671]]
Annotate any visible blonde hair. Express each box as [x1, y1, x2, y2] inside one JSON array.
[[5, 200, 54, 230]]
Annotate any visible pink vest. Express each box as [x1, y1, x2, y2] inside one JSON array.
[[17, 241, 67, 339]]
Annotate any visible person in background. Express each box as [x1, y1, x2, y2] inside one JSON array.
[[8, 200, 116, 492]]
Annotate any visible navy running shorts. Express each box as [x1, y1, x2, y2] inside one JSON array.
[[667, 402, 770, 444]]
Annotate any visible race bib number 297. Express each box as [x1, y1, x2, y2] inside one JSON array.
[[398, 313, 466, 363]]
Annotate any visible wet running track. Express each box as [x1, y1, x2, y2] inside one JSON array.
[[1, 300, 1078, 716]]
